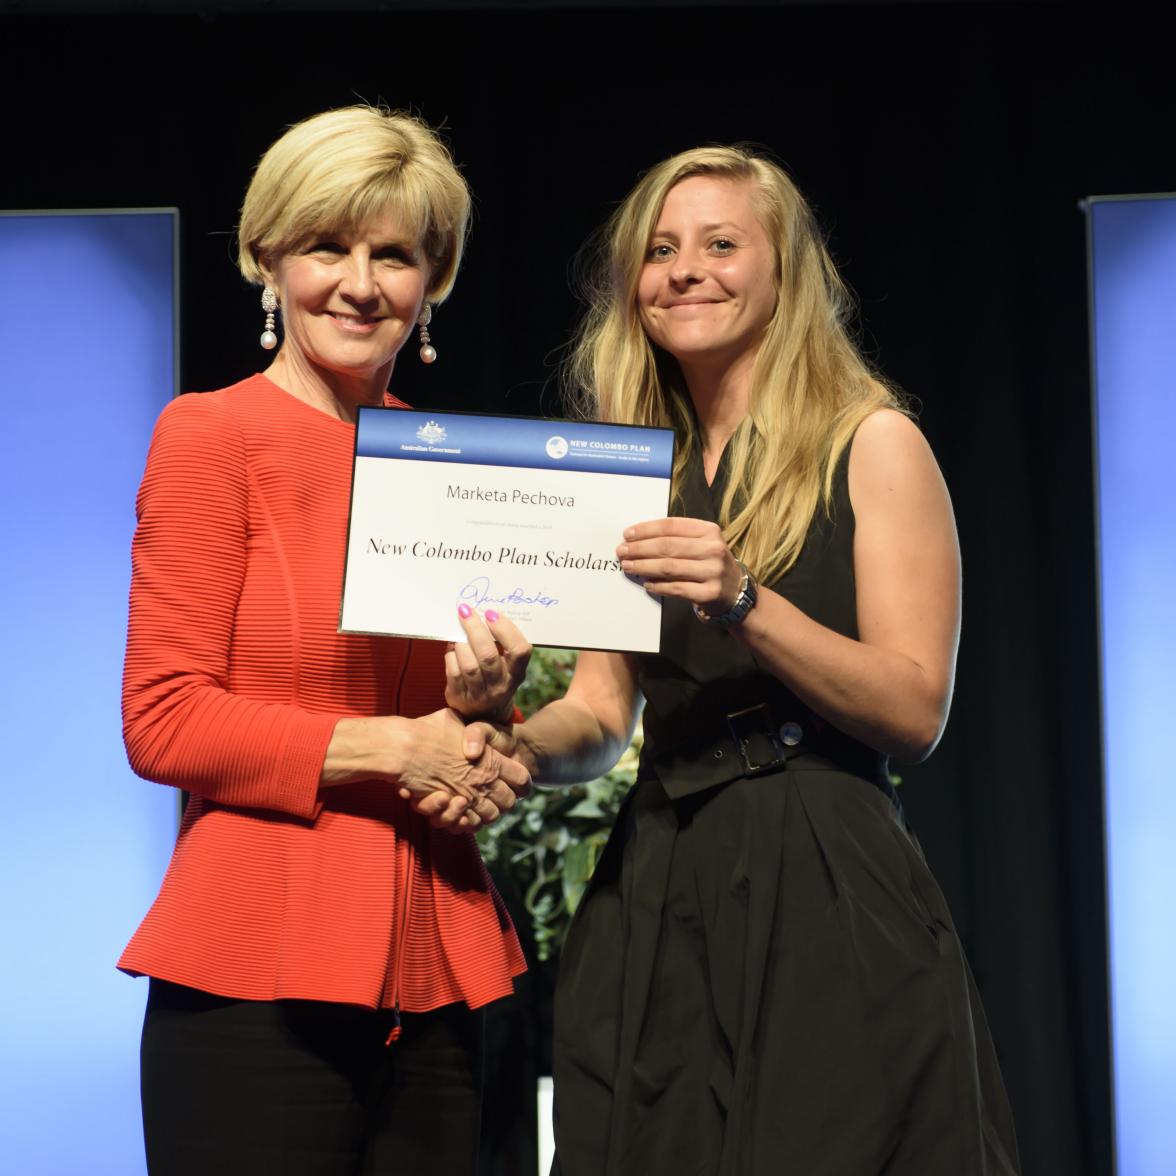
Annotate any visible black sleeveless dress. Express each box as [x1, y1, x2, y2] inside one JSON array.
[[550, 444, 1020, 1176]]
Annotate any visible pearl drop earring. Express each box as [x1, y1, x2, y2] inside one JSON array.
[[260, 288, 278, 350], [418, 303, 436, 364]]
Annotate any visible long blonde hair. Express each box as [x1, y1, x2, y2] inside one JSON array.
[[566, 145, 902, 584]]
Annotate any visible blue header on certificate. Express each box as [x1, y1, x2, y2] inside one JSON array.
[[356, 407, 674, 478]]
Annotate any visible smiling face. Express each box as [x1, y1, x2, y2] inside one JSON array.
[[264, 211, 430, 388], [637, 175, 778, 374]]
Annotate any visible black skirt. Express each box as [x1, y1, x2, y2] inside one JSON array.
[[550, 756, 1021, 1175]]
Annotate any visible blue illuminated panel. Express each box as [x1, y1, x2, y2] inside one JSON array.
[[1089, 194, 1176, 1176], [0, 211, 178, 1173]]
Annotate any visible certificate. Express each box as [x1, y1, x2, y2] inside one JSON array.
[[339, 408, 675, 652]]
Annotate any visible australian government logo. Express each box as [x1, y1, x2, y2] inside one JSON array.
[[401, 418, 461, 456], [416, 420, 448, 445]]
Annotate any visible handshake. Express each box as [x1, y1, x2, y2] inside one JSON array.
[[397, 604, 534, 833]]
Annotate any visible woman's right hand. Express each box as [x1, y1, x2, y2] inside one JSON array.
[[458, 720, 529, 774], [323, 709, 531, 833], [395, 709, 531, 832]]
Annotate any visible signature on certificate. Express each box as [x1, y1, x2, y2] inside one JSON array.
[[458, 576, 560, 610]]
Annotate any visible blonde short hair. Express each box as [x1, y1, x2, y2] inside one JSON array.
[[237, 105, 470, 302]]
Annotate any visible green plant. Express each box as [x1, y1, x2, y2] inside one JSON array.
[[477, 648, 640, 961]]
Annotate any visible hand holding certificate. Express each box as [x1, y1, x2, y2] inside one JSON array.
[[339, 408, 674, 652]]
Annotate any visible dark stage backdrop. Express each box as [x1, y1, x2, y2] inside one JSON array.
[[5, 5, 1171, 1173]]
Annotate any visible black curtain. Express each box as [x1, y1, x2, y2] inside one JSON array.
[[8, 5, 1172, 1172]]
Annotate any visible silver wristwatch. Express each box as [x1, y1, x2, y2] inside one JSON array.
[[693, 561, 758, 630]]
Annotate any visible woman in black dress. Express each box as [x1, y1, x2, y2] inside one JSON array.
[[463, 145, 1021, 1174]]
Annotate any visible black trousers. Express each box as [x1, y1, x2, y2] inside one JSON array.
[[141, 978, 484, 1176]]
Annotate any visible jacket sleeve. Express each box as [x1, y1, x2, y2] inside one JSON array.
[[121, 393, 338, 819]]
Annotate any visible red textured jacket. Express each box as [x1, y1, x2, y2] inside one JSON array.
[[119, 374, 525, 1010]]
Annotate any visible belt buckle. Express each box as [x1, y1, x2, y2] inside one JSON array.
[[726, 703, 787, 778]]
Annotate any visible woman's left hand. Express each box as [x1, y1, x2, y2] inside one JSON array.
[[618, 518, 744, 616], [444, 606, 532, 722]]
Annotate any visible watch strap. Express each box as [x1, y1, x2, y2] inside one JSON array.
[[693, 561, 758, 630]]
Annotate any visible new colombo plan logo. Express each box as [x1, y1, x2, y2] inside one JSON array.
[[416, 420, 447, 444], [546, 435, 569, 460]]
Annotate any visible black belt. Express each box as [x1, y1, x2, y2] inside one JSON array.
[[724, 702, 810, 777], [723, 700, 892, 792], [724, 701, 900, 816], [640, 698, 891, 803]]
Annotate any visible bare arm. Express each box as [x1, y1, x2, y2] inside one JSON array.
[[619, 410, 961, 762], [463, 651, 643, 787], [517, 651, 643, 782]]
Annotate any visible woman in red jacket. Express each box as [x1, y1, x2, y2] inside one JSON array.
[[120, 105, 530, 1176]]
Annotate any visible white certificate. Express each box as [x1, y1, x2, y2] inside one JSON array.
[[339, 408, 675, 652]]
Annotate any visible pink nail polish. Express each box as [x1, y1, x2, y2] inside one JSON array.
[[485, 609, 500, 623], [458, 603, 472, 618]]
